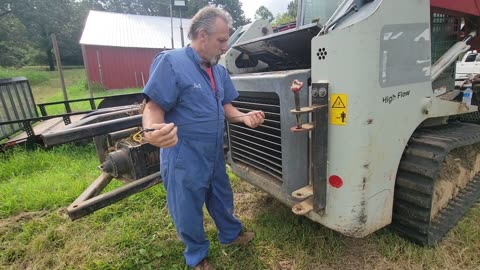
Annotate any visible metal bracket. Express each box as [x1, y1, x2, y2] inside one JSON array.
[[289, 82, 329, 215], [311, 82, 329, 214], [22, 121, 35, 137], [62, 115, 71, 125]]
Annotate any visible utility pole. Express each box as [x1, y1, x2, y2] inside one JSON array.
[[170, 1, 174, 49], [180, 10, 184, 47], [51, 33, 70, 113]]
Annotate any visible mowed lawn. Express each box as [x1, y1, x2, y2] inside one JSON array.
[[0, 67, 479, 269]]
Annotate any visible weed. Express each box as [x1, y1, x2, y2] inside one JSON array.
[[1, 146, 480, 269]]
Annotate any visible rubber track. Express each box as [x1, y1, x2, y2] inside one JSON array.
[[391, 122, 480, 246]]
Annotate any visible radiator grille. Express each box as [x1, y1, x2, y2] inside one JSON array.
[[228, 92, 282, 182]]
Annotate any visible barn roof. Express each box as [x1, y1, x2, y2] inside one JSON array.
[[80, 10, 191, 49]]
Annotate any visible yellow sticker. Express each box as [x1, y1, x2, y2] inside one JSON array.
[[330, 94, 348, 125]]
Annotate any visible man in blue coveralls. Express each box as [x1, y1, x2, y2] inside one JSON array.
[[142, 6, 265, 270]]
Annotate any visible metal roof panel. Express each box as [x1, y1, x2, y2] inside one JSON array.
[[80, 10, 191, 49]]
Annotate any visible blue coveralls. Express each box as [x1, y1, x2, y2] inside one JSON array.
[[142, 47, 243, 267]]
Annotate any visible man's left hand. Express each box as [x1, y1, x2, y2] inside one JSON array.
[[243, 111, 265, 128]]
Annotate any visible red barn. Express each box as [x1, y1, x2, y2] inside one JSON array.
[[80, 10, 191, 90]]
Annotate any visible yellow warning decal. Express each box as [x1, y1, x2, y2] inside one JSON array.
[[330, 94, 347, 125]]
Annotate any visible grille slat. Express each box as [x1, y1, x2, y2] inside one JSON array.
[[232, 155, 282, 182], [230, 135, 282, 155], [231, 147, 282, 172], [228, 93, 283, 181], [231, 142, 282, 163], [232, 100, 280, 109], [230, 122, 281, 133], [230, 124, 281, 140], [230, 130, 281, 147]]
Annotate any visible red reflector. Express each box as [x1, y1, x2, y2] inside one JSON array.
[[329, 175, 343, 188]]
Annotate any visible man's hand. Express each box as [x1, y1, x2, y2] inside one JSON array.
[[243, 111, 265, 128], [143, 123, 178, 148]]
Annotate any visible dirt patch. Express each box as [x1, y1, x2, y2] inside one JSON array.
[[432, 143, 480, 219], [0, 210, 49, 233], [233, 181, 272, 220]]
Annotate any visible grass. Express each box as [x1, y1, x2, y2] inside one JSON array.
[[0, 146, 479, 269], [0, 145, 100, 218], [1, 66, 140, 116], [0, 66, 50, 86], [40, 78, 141, 115], [1, 67, 480, 269], [0, 66, 141, 143]]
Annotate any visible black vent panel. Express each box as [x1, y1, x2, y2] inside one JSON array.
[[228, 92, 282, 182]]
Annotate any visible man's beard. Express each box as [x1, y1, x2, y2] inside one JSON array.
[[207, 54, 221, 67]]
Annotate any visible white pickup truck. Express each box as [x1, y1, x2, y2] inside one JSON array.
[[456, 50, 480, 81]]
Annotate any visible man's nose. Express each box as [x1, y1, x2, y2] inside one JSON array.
[[221, 43, 228, 52]]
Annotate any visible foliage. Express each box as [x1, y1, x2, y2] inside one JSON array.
[[273, 13, 295, 26], [0, 0, 250, 69], [0, 14, 31, 67], [272, 0, 297, 26], [2, 0, 87, 70], [287, 0, 298, 18], [85, 0, 250, 29], [85, 0, 175, 17], [254, 6, 274, 22], [209, 0, 250, 29]]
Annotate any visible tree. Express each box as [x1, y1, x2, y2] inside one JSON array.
[[287, 0, 297, 18], [85, 0, 250, 29], [0, 13, 31, 67], [273, 13, 295, 26], [5, 0, 86, 70], [272, 0, 297, 26], [254, 6, 273, 22], [212, 0, 250, 29], [85, 0, 173, 17], [0, 0, 251, 68]]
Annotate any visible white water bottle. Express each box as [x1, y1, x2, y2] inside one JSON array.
[[463, 87, 473, 106]]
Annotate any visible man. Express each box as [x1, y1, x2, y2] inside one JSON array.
[[142, 6, 265, 270]]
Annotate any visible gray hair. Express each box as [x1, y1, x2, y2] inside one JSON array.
[[188, 6, 233, 40]]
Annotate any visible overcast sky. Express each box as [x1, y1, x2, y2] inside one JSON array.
[[240, 0, 292, 20]]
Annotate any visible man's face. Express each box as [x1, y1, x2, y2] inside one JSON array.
[[202, 18, 229, 66]]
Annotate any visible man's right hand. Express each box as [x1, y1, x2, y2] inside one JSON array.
[[143, 123, 178, 148]]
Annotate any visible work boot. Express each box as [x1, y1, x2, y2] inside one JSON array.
[[223, 231, 255, 247], [194, 258, 215, 270]]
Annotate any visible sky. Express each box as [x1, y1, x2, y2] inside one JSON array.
[[239, 0, 292, 20]]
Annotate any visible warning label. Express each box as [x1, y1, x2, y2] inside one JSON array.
[[332, 96, 346, 108], [330, 94, 348, 125]]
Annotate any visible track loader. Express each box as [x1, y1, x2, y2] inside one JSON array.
[[220, 0, 480, 245]]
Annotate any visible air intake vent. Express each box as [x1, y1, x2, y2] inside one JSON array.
[[317, 48, 327, 60], [228, 92, 282, 182]]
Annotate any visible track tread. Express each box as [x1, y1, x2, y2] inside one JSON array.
[[392, 122, 480, 246]]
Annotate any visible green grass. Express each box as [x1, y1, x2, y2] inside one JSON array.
[[1, 146, 479, 270], [2, 67, 480, 269], [0, 66, 141, 115], [41, 78, 141, 115], [0, 66, 50, 86], [0, 144, 100, 218]]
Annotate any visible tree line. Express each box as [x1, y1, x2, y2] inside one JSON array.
[[0, 0, 296, 70]]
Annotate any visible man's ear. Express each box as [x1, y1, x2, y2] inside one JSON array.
[[198, 28, 208, 41]]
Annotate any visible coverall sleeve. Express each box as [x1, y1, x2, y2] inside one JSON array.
[[221, 68, 239, 106], [142, 53, 178, 112]]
